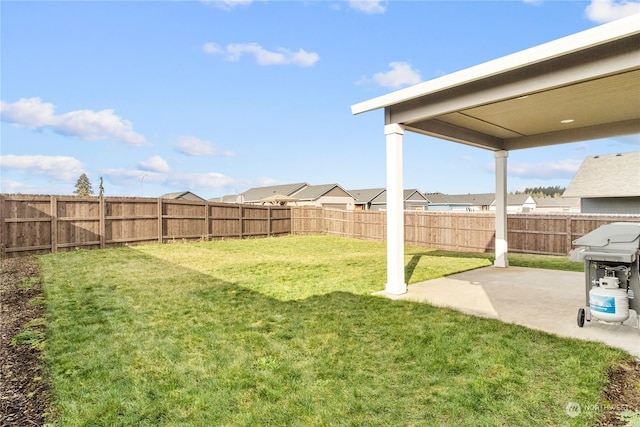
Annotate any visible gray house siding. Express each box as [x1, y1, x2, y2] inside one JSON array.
[[581, 197, 640, 214]]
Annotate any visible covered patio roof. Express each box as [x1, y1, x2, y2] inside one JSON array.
[[352, 14, 640, 150], [351, 14, 640, 295]]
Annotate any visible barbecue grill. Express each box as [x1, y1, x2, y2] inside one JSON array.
[[569, 222, 640, 329]]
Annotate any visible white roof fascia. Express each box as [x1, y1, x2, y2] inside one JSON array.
[[350, 14, 640, 116]]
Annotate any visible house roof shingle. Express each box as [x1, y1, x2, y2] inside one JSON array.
[[348, 188, 386, 204], [370, 189, 427, 204], [563, 151, 640, 198], [426, 193, 495, 206], [291, 184, 352, 201], [161, 191, 205, 201], [241, 183, 308, 203]]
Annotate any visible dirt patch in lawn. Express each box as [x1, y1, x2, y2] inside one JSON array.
[[0, 255, 638, 426], [597, 360, 640, 426], [1, 256, 49, 426]]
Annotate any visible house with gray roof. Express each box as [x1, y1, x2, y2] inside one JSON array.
[[563, 151, 640, 214], [424, 193, 472, 211], [357, 189, 429, 211], [161, 191, 206, 201], [349, 188, 386, 210], [491, 193, 536, 213], [425, 193, 536, 212], [241, 183, 309, 204], [425, 193, 495, 211], [534, 197, 580, 213], [290, 184, 355, 210]]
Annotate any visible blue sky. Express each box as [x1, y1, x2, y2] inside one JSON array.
[[1, 0, 639, 199]]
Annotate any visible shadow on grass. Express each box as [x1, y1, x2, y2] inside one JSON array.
[[41, 245, 626, 427], [404, 254, 423, 283]]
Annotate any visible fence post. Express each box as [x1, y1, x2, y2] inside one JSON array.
[[50, 196, 58, 253], [267, 206, 272, 237], [239, 205, 244, 239], [99, 197, 106, 249], [566, 216, 573, 253], [157, 198, 163, 243], [290, 206, 295, 234], [204, 201, 209, 240]]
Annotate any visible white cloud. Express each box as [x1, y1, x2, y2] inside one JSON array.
[[138, 155, 170, 173], [0, 154, 84, 181], [203, 42, 320, 67], [358, 62, 422, 89], [585, 0, 640, 23], [175, 136, 235, 157], [348, 0, 387, 14], [202, 42, 221, 55], [0, 97, 147, 146], [0, 179, 41, 194], [505, 159, 583, 180]]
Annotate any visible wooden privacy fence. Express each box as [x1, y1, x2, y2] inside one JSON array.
[[291, 207, 640, 256], [3, 195, 639, 257], [0, 195, 291, 256]]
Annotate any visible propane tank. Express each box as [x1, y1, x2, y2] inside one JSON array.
[[589, 284, 630, 323]]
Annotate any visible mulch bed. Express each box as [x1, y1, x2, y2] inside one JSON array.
[[1, 257, 49, 426], [0, 256, 638, 426]]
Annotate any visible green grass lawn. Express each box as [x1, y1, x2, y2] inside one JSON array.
[[39, 235, 630, 426]]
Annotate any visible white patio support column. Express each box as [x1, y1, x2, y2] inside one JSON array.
[[494, 150, 509, 268], [385, 123, 407, 294]]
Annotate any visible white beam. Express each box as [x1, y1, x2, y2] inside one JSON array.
[[385, 124, 407, 294], [405, 119, 505, 151], [494, 150, 509, 268], [504, 119, 640, 150]]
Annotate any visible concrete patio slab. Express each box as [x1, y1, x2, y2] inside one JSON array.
[[376, 266, 640, 358]]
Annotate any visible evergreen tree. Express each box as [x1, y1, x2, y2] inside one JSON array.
[[73, 173, 94, 196], [522, 186, 566, 198]]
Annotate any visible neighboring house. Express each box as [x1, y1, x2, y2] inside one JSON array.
[[425, 193, 536, 212], [290, 184, 355, 210], [403, 189, 430, 211], [161, 191, 206, 201], [365, 189, 430, 211], [425, 193, 471, 211], [241, 183, 309, 205], [534, 197, 580, 213], [349, 188, 386, 211], [563, 151, 640, 214], [490, 194, 537, 213], [425, 193, 495, 211]]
